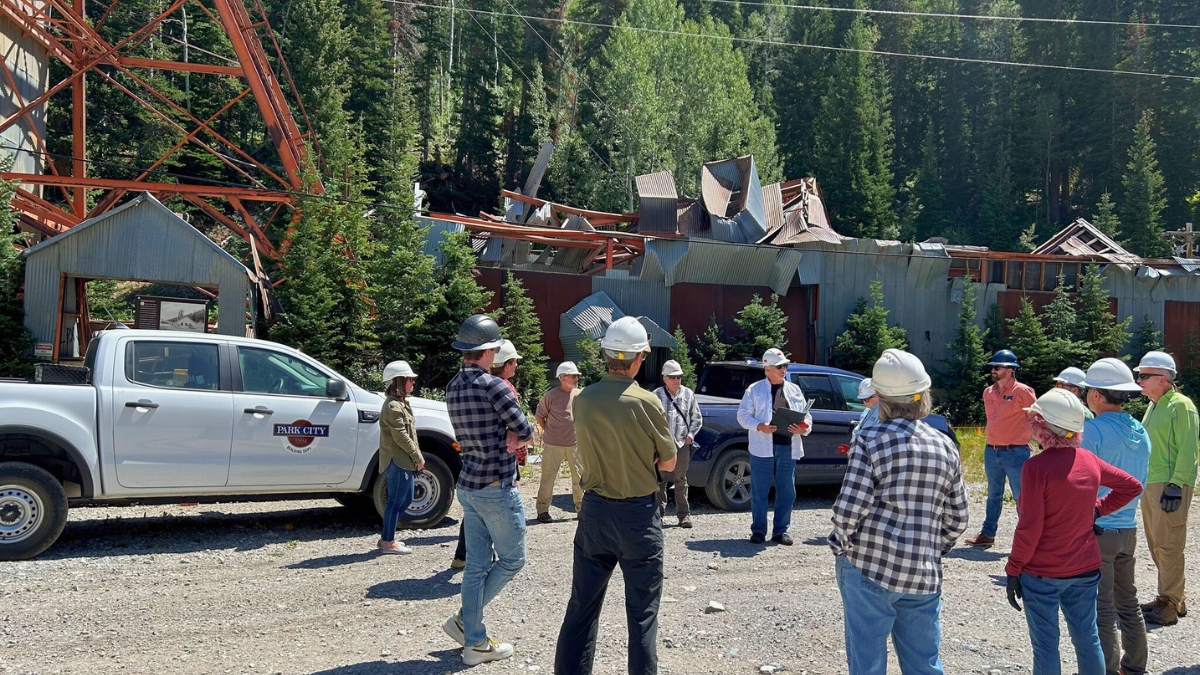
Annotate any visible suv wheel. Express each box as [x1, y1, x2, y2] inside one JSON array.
[[705, 448, 752, 512], [0, 462, 69, 560], [373, 453, 455, 529]]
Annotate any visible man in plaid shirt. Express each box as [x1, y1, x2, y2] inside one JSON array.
[[440, 315, 535, 667], [829, 349, 969, 675]]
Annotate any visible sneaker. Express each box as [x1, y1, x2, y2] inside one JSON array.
[[536, 512, 553, 524], [678, 515, 693, 529], [462, 637, 514, 665], [750, 532, 766, 545], [450, 557, 466, 570], [772, 533, 794, 546], [378, 539, 412, 555], [964, 533, 994, 547], [442, 611, 465, 646], [1145, 600, 1180, 626]]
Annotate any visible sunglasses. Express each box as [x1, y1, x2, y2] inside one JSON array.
[[664, 375, 682, 380], [1137, 373, 1164, 381]]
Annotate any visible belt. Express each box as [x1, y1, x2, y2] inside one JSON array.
[[585, 491, 656, 504], [989, 444, 1030, 450]]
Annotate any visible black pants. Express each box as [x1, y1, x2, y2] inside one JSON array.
[[454, 522, 466, 561], [555, 491, 664, 675]]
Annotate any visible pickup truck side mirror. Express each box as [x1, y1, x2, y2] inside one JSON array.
[[326, 378, 348, 400]]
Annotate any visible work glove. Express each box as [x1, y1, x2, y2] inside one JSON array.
[[1093, 508, 1104, 536], [1006, 575, 1023, 612], [1161, 483, 1183, 513]]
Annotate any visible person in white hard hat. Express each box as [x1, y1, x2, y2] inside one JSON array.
[[1003, 389, 1141, 675], [829, 349, 969, 675], [555, 317, 676, 675], [850, 377, 879, 442], [1080, 358, 1151, 675], [1054, 367, 1094, 421], [654, 359, 703, 528], [534, 361, 584, 522], [1134, 350, 1198, 626], [736, 347, 812, 546], [378, 360, 424, 555]]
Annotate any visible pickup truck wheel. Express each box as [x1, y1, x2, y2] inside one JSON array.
[[372, 454, 455, 530], [0, 462, 69, 561], [705, 449, 753, 512]]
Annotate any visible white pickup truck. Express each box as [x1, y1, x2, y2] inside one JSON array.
[[0, 329, 461, 560]]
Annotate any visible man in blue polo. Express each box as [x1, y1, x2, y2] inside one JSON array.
[[441, 314, 535, 667]]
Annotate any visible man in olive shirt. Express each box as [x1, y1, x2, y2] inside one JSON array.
[[555, 317, 677, 675]]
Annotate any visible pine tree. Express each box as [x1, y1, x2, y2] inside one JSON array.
[[937, 276, 988, 425], [830, 280, 908, 376], [495, 272, 548, 405], [732, 294, 788, 360], [1093, 192, 1121, 239], [1040, 277, 1090, 386], [983, 302, 1006, 357], [576, 338, 606, 386], [1127, 316, 1163, 366], [1006, 299, 1055, 394], [1120, 110, 1170, 258], [692, 315, 729, 367], [1074, 265, 1132, 361], [0, 165, 33, 377], [670, 326, 698, 390]]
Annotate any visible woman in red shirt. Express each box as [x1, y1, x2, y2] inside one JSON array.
[[1003, 388, 1142, 675]]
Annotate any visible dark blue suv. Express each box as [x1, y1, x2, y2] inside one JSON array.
[[686, 360, 958, 511]]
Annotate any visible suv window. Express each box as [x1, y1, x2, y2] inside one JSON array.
[[239, 347, 329, 397], [697, 365, 764, 399], [834, 375, 867, 412], [791, 374, 842, 411], [126, 342, 220, 391]]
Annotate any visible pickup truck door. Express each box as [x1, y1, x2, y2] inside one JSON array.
[[110, 338, 234, 488], [790, 374, 857, 468], [228, 345, 359, 486]]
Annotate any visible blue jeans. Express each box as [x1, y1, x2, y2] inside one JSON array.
[[835, 555, 944, 675], [750, 444, 797, 537], [1021, 572, 1105, 675], [982, 444, 1030, 537], [381, 462, 415, 542], [458, 485, 527, 646]]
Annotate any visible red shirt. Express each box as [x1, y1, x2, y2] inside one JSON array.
[[983, 379, 1037, 446], [1005, 447, 1143, 578]]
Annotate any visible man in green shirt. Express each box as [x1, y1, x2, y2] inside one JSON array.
[[1135, 350, 1199, 626], [555, 316, 677, 675]]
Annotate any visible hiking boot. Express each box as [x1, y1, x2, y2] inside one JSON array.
[[462, 637, 514, 665], [450, 557, 466, 570], [1179, 598, 1188, 617], [442, 611, 466, 646], [750, 532, 766, 545], [536, 512, 553, 524], [965, 533, 994, 547], [678, 515, 693, 529], [378, 539, 412, 555], [1145, 600, 1180, 626], [1141, 596, 1168, 614], [772, 533, 794, 546]]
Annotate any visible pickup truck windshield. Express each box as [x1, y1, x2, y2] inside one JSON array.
[[238, 346, 328, 397]]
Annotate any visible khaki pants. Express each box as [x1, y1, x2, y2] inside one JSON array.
[[658, 443, 691, 519], [1141, 481, 1193, 605], [537, 443, 582, 514], [1097, 528, 1147, 675]]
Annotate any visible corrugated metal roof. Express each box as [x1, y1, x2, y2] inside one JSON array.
[[635, 171, 680, 234], [641, 239, 803, 295], [1172, 257, 1200, 274], [637, 316, 677, 349], [700, 163, 735, 217], [796, 251, 823, 285], [592, 275, 671, 330], [760, 182, 784, 241], [417, 216, 466, 262], [558, 291, 676, 360]]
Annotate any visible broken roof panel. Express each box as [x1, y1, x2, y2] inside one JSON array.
[[635, 170, 680, 234], [640, 239, 803, 295], [699, 156, 768, 243], [1033, 218, 1142, 265], [759, 182, 785, 242]]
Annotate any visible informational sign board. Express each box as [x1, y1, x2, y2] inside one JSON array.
[[34, 342, 53, 360], [134, 296, 209, 333]]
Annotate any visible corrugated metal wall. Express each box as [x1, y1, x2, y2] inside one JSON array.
[[477, 267, 593, 361], [668, 283, 810, 363], [23, 196, 253, 345]]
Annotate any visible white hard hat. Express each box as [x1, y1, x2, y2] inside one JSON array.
[[1083, 358, 1142, 392], [762, 348, 791, 367], [857, 378, 876, 400], [1053, 367, 1088, 388], [871, 349, 932, 399], [662, 360, 684, 377], [1134, 350, 1177, 376], [1026, 388, 1087, 433], [382, 360, 417, 380], [599, 317, 651, 358], [556, 361, 581, 377], [494, 339, 522, 364]]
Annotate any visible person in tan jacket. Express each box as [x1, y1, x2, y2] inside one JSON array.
[[378, 360, 425, 554]]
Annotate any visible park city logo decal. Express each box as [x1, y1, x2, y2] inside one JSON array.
[[273, 420, 330, 454]]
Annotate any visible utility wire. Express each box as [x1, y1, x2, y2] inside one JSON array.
[[382, 0, 1200, 82]]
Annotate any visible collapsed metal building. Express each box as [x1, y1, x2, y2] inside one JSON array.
[[420, 146, 1200, 376]]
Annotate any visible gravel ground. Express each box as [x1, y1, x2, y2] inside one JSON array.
[[3, 479, 1199, 675]]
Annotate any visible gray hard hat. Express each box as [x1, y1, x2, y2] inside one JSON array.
[[451, 314, 505, 351]]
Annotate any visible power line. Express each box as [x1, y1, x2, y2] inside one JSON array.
[[384, 0, 1200, 82]]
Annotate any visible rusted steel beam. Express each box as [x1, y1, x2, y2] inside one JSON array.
[[430, 212, 647, 245], [500, 189, 639, 223], [4, 174, 294, 201], [117, 56, 244, 77], [15, 188, 81, 227]]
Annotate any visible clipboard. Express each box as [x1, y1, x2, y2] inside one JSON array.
[[771, 399, 814, 437]]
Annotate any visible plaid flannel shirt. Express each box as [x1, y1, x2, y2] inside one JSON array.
[[654, 385, 703, 448], [446, 363, 534, 491], [828, 418, 969, 594]]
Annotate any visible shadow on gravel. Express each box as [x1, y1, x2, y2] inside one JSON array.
[[802, 536, 827, 546], [309, 650, 463, 674], [286, 551, 382, 569], [404, 534, 459, 546], [551, 494, 581, 512], [44, 503, 454, 560], [945, 546, 1007, 563], [986, 574, 1009, 588], [1162, 667, 1200, 674], [685, 538, 764, 558], [366, 569, 460, 601]]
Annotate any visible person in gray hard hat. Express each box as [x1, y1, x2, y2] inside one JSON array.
[[441, 314, 534, 666], [654, 359, 703, 528], [535, 361, 584, 522]]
